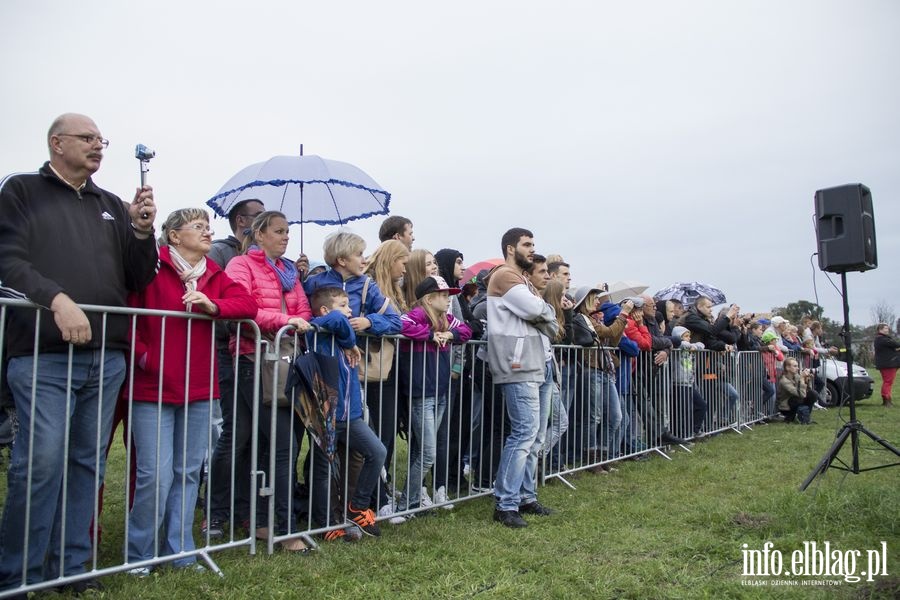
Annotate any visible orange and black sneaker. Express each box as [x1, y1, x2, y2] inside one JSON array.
[[323, 528, 348, 543], [347, 505, 381, 537]]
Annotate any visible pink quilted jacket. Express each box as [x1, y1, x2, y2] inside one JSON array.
[[225, 249, 312, 356]]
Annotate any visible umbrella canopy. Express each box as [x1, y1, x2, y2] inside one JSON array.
[[607, 280, 649, 304], [461, 258, 504, 284], [654, 282, 726, 307], [207, 154, 391, 250]]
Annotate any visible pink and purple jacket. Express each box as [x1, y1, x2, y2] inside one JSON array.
[[399, 306, 472, 399]]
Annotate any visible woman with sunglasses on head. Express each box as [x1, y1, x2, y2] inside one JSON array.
[[126, 208, 256, 574]]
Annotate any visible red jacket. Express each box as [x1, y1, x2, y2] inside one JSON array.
[[225, 248, 313, 356], [624, 315, 652, 351], [128, 246, 258, 404]]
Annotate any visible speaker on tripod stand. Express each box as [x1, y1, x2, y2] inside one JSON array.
[[801, 183, 898, 490], [815, 183, 877, 273]]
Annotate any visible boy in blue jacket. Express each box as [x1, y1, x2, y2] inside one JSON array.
[[305, 285, 386, 539]]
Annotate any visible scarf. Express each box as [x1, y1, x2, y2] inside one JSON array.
[[168, 246, 207, 294], [252, 246, 298, 292]]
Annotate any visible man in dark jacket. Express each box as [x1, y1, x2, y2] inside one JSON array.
[[678, 298, 736, 436], [636, 295, 686, 446], [0, 113, 158, 592], [204, 197, 263, 538]]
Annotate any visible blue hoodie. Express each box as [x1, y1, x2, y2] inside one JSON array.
[[304, 271, 402, 421], [304, 271, 402, 336], [307, 310, 358, 422]]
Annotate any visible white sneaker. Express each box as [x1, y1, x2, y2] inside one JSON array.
[[127, 567, 152, 578], [433, 485, 455, 510], [377, 501, 407, 525], [814, 401, 828, 410], [420, 487, 433, 508], [463, 463, 471, 478]]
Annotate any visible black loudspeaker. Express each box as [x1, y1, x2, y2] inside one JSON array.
[[815, 184, 877, 273]]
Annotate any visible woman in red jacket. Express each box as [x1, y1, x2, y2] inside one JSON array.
[[127, 208, 257, 574], [224, 211, 312, 551]]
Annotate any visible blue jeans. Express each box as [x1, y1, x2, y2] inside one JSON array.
[[400, 394, 447, 510], [762, 380, 776, 415], [128, 400, 211, 567], [494, 363, 552, 512], [338, 418, 387, 510], [591, 371, 621, 454], [542, 372, 566, 457], [0, 350, 125, 588]]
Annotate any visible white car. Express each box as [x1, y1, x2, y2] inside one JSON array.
[[816, 356, 874, 407]]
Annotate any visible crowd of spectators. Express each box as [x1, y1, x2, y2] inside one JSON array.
[[1, 114, 882, 594]]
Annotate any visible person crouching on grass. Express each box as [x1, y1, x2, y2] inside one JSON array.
[[777, 357, 818, 425], [396, 276, 472, 515]]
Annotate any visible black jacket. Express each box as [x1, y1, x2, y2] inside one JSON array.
[[874, 332, 900, 369], [0, 163, 159, 356], [680, 306, 730, 351]]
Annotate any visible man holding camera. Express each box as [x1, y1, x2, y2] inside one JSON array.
[[0, 113, 158, 593]]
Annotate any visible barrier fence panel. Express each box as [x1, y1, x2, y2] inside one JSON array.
[[0, 298, 262, 598], [0, 297, 822, 597]]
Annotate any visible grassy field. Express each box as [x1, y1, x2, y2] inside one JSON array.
[[11, 375, 900, 599]]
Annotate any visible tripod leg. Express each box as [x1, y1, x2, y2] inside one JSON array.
[[856, 425, 900, 458], [799, 425, 852, 491]]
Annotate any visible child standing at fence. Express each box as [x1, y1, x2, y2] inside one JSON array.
[[759, 330, 784, 419], [304, 231, 397, 539], [302, 286, 368, 540], [397, 276, 472, 514], [670, 326, 707, 440]]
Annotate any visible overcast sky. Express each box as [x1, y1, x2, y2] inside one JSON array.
[[2, 1, 897, 326]]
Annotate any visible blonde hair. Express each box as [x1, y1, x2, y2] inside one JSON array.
[[241, 210, 286, 254], [364, 240, 409, 313], [323, 230, 366, 268], [403, 249, 434, 311], [160, 208, 209, 246], [576, 291, 597, 316], [543, 280, 567, 342], [418, 292, 449, 333]]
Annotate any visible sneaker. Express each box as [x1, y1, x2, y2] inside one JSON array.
[[463, 463, 471, 478], [126, 567, 152, 578], [323, 527, 360, 543], [176, 562, 208, 571], [377, 501, 407, 525], [519, 501, 553, 516], [201, 518, 225, 539], [433, 486, 455, 510], [660, 432, 688, 445], [420, 487, 434, 508], [344, 523, 364, 541], [347, 505, 381, 537], [814, 401, 828, 410], [493, 509, 528, 528]]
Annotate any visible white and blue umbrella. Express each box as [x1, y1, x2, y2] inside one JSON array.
[[653, 282, 726, 307], [207, 153, 391, 250]]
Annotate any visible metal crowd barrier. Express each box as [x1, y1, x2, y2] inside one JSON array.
[[0, 297, 793, 598]]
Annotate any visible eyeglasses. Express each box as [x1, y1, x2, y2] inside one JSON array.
[[238, 212, 264, 220], [56, 133, 110, 148], [175, 223, 214, 234]]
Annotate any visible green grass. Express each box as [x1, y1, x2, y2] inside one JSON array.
[[7, 373, 900, 599]]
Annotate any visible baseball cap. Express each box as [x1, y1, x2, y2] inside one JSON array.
[[415, 275, 461, 299]]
